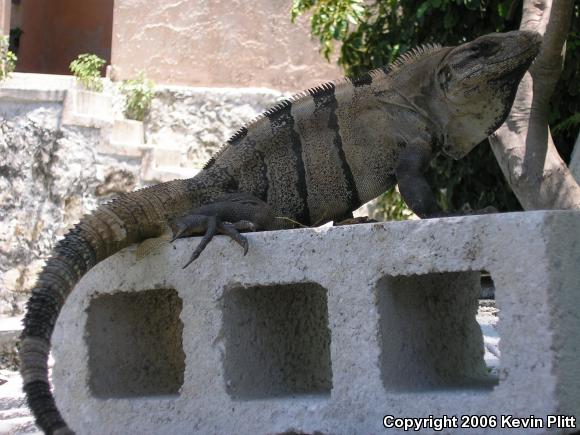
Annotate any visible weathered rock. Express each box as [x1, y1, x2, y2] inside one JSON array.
[[0, 106, 141, 314], [145, 86, 287, 166], [0, 84, 291, 315]]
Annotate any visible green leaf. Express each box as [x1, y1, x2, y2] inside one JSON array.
[[416, 2, 430, 18], [69, 53, 106, 92], [553, 113, 580, 134], [0, 35, 17, 81], [120, 71, 155, 121]]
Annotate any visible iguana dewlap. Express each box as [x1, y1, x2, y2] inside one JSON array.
[[20, 30, 541, 434]]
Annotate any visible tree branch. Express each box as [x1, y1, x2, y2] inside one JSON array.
[[489, 0, 580, 210]]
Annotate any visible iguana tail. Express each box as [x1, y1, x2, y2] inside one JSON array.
[[19, 178, 196, 434]]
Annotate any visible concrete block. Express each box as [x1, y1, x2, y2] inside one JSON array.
[[0, 87, 67, 103], [96, 120, 150, 159], [52, 211, 580, 434], [149, 146, 184, 168], [110, 119, 144, 146], [95, 141, 145, 159], [0, 73, 74, 103], [139, 147, 201, 183], [62, 89, 113, 128], [1, 72, 75, 89]]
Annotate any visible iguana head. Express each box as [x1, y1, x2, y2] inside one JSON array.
[[433, 31, 541, 159]]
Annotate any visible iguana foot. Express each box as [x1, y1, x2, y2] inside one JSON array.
[[170, 215, 253, 268], [168, 193, 274, 268]]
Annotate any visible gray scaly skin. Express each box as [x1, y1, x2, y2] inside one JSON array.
[[20, 30, 540, 434]]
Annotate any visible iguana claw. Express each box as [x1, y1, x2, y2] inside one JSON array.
[[168, 194, 273, 267], [218, 221, 250, 255], [169, 215, 253, 268]]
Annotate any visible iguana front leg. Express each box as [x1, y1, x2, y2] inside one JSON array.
[[396, 140, 443, 218], [169, 193, 274, 267], [396, 140, 498, 218]]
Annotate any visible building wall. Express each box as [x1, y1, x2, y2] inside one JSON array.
[[16, 0, 113, 75], [0, 0, 9, 36], [112, 0, 340, 91]]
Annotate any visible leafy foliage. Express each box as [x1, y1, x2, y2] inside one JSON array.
[[292, 0, 579, 218], [374, 187, 417, 220], [120, 72, 155, 121], [69, 53, 106, 92], [0, 35, 17, 82]]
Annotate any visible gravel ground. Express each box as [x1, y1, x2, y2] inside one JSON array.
[[0, 368, 42, 434]]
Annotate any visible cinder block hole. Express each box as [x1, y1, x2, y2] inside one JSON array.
[[478, 271, 501, 378], [480, 271, 495, 299], [377, 271, 499, 392], [87, 288, 185, 398], [222, 283, 332, 399]]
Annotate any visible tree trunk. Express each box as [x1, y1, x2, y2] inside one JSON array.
[[488, 0, 580, 210]]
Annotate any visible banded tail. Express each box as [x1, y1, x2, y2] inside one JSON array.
[[19, 179, 196, 434]]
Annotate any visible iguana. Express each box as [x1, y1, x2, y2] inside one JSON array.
[[20, 30, 540, 434]]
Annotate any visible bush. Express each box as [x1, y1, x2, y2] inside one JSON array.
[[69, 53, 106, 92], [0, 35, 17, 82], [120, 72, 155, 121]]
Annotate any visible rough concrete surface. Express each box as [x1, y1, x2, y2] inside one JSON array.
[[51, 211, 580, 434], [0, 304, 502, 434]]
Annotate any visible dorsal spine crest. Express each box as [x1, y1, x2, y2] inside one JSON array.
[[203, 42, 444, 170]]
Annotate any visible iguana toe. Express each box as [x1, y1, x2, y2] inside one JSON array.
[[169, 214, 208, 242], [178, 217, 254, 267], [168, 193, 274, 267], [218, 222, 249, 255]]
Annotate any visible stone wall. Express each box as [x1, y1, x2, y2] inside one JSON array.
[[1, 104, 100, 314], [145, 86, 286, 167], [0, 81, 286, 315], [0, 98, 146, 314]]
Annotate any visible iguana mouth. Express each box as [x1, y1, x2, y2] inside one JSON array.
[[465, 45, 539, 80]]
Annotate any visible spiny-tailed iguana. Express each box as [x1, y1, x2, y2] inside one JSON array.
[[20, 30, 541, 434]]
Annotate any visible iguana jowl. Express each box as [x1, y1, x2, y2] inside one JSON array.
[[21, 30, 540, 434]]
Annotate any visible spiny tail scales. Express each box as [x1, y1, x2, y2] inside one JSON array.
[[20, 179, 193, 434]]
